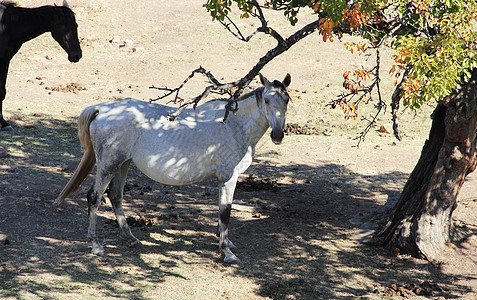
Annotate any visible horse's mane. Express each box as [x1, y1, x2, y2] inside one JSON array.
[[0, 1, 16, 8], [0, 1, 75, 28], [239, 87, 262, 101], [206, 87, 264, 106], [241, 82, 288, 105], [271, 80, 286, 89], [239, 87, 264, 106], [0, 1, 15, 26], [205, 81, 287, 109]]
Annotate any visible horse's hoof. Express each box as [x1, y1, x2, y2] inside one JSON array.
[[228, 240, 238, 251], [224, 255, 241, 265], [128, 239, 143, 248], [91, 241, 105, 256], [1, 125, 13, 131], [223, 248, 241, 265]]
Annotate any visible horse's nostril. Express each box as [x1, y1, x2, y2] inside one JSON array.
[[68, 51, 82, 63], [271, 130, 284, 144]]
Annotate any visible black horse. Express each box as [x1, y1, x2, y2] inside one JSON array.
[[0, 0, 82, 131]]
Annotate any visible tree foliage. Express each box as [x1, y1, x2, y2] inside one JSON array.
[[204, 0, 477, 112]]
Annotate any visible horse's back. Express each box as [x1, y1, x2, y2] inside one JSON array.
[[92, 98, 165, 126], [92, 98, 226, 126], [88, 98, 178, 157], [88, 98, 235, 185]]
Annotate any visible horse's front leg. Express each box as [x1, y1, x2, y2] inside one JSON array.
[[0, 61, 13, 131], [217, 174, 240, 264], [0, 103, 12, 131]]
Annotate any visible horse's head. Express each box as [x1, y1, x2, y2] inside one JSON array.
[[259, 73, 291, 145], [51, 1, 82, 63]]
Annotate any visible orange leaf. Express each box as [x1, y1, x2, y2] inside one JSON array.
[[343, 71, 351, 79]]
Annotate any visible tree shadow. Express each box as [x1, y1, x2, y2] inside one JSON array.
[[99, 157, 476, 299], [1, 116, 476, 299], [229, 159, 477, 299], [0, 117, 170, 297]]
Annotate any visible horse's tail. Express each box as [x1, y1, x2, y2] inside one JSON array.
[[54, 106, 98, 205]]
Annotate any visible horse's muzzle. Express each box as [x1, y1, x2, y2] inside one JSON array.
[[68, 51, 82, 63], [271, 130, 284, 145]]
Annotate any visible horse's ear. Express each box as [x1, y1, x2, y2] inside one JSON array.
[[282, 73, 291, 88], [63, 0, 70, 7], [259, 73, 270, 86]]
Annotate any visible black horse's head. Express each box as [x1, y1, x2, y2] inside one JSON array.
[[51, 1, 82, 63]]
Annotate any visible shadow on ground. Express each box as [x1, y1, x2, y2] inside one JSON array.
[[0, 116, 475, 299]]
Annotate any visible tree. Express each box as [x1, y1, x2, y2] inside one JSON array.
[[371, 74, 477, 259], [154, 0, 477, 260]]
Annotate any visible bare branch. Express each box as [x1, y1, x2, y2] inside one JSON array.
[[152, 68, 245, 122], [355, 49, 387, 147], [150, 67, 237, 121], [329, 48, 388, 146], [390, 67, 410, 141], [167, 85, 217, 121], [218, 15, 260, 42], [150, 19, 321, 122], [149, 67, 207, 104], [250, 0, 286, 46], [150, 67, 226, 102], [214, 0, 286, 46]]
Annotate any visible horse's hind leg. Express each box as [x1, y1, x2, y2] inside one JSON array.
[[107, 160, 142, 247], [86, 169, 114, 256]]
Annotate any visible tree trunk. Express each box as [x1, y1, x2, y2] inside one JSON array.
[[372, 69, 477, 260]]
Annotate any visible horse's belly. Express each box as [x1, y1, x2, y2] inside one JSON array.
[[133, 153, 217, 186], [139, 166, 216, 186]]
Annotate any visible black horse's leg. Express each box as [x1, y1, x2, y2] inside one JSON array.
[[0, 60, 13, 131], [0, 99, 12, 131]]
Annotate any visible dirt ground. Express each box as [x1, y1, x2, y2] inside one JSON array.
[[1, 0, 476, 299]]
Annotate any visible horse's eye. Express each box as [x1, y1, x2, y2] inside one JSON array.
[[264, 98, 270, 104]]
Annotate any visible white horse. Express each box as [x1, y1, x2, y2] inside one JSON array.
[[55, 73, 291, 264]]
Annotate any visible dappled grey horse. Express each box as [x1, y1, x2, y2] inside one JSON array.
[[55, 73, 291, 264]]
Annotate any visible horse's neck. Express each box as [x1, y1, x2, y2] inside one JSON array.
[[5, 6, 55, 43], [232, 91, 269, 147]]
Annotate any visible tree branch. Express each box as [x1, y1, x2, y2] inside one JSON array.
[[250, 0, 286, 46], [149, 67, 235, 121], [391, 67, 410, 141], [218, 15, 260, 42], [330, 48, 387, 146], [150, 19, 321, 121], [356, 50, 387, 146], [215, 0, 287, 46]]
